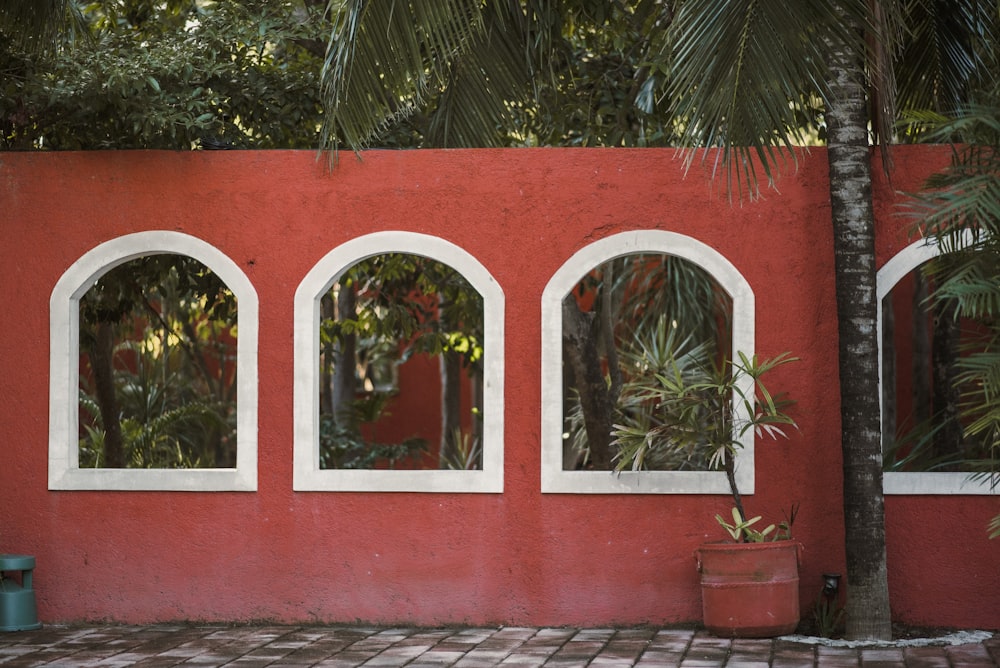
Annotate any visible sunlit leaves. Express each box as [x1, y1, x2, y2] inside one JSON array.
[[1, 1, 327, 149]]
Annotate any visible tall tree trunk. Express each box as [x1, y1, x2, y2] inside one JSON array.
[[931, 298, 962, 462], [562, 298, 615, 469], [91, 320, 125, 468], [826, 25, 892, 640], [912, 272, 931, 425], [880, 294, 896, 456], [470, 364, 484, 468], [439, 350, 462, 467], [332, 282, 358, 432], [319, 292, 336, 417]]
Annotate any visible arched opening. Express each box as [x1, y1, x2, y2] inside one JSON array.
[[294, 232, 504, 493], [49, 231, 258, 491], [541, 231, 754, 494]]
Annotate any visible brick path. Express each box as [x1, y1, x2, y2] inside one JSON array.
[[0, 625, 996, 667]]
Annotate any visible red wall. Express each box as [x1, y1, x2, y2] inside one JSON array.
[[0, 147, 997, 629]]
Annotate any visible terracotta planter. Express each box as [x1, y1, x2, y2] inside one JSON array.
[[695, 540, 801, 638]]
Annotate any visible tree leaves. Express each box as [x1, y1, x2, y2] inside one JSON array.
[[1, 1, 327, 149]]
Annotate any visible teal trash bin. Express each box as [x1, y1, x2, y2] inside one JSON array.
[[0, 555, 42, 631]]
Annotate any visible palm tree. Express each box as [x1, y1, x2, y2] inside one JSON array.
[[664, 1, 995, 640], [0, 0, 72, 48], [319, 0, 995, 640], [908, 101, 1000, 538]]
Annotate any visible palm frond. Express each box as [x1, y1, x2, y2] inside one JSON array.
[[320, 0, 550, 151], [907, 109, 1000, 244], [667, 0, 870, 197], [424, 3, 535, 147], [0, 0, 83, 50], [896, 0, 998, 123]]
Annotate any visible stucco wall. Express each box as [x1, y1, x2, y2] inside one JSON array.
[[0, 147, 996, 629]]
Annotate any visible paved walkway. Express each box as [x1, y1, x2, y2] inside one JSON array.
[[0, 625, 997, 668]]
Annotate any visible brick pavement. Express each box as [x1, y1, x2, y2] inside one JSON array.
[[0, 625, 996, 668]]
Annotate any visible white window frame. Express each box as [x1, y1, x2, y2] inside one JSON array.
[[541, 230, 756, 494], [878, 236, 996, 495], [293, 232, 504, 493], [49, 231, 259, 492]]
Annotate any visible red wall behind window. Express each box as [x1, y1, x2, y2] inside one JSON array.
[[0, 147, 996, 629]]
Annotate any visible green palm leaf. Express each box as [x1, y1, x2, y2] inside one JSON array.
[[321, 0, 549, 150], [666, 0, 869, 196]]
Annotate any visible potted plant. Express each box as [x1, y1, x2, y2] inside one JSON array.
[[612, 334, 800, 638]]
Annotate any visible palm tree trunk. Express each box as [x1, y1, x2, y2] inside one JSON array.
[[826, 22, 892, 640]]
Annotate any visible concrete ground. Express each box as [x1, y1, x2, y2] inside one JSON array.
[[0, 624, 997, 668]]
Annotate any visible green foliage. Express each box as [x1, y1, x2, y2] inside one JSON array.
[[2, 0, 327, 149], [715, 507, 776, 543], [883, 416, 981, 472], [80, 391, 224, 468], [78, 255, 237, 468], [907, 100, 1000, 536], [10, 0, 993, 155], [439, 428, 483, 471], [715, 503, 796, 543], [319, 253, 485, 470], [321, 0, 685, 150], [667, 0, 866, 195], [813, 593, 846, 638], [563, 254, 733, 470], [603, 318, 719, 472], [328, 254, 485, 365], [611, 330, 798, 478], [611, 324, 798, 540], [318, 413, 427, 470]]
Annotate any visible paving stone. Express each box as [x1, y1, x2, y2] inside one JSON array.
[[494, 627, 540, 640], [590, 657, 639, 667], [0, 624, 994, 668], [861, 648, 904, 663], [816, 646, 860, 666], [949, 643, 997, 667], [770, 661, 816, 668], [459, 649, 513, 660], [899, 646, 949, 668], [496, 655, 547, 667], [634, 650, 684, 667], [678, 659, 725, 668]]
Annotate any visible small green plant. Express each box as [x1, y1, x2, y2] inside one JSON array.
[[715, 507, 775, 542], [612, 341, 799, 542], [716, 503, 798, 543], [318, 412, 427, 470], [813, 595, 846, 638], [440, 428, 483, 471]]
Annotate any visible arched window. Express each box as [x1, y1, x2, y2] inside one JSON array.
[[879, 238, 995, 494], [294, 232, 504, 492], [541, 231, 755, 494], [49, 232, 258, 491]]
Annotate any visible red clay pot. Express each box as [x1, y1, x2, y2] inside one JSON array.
[[696, 540, 802, 638]]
